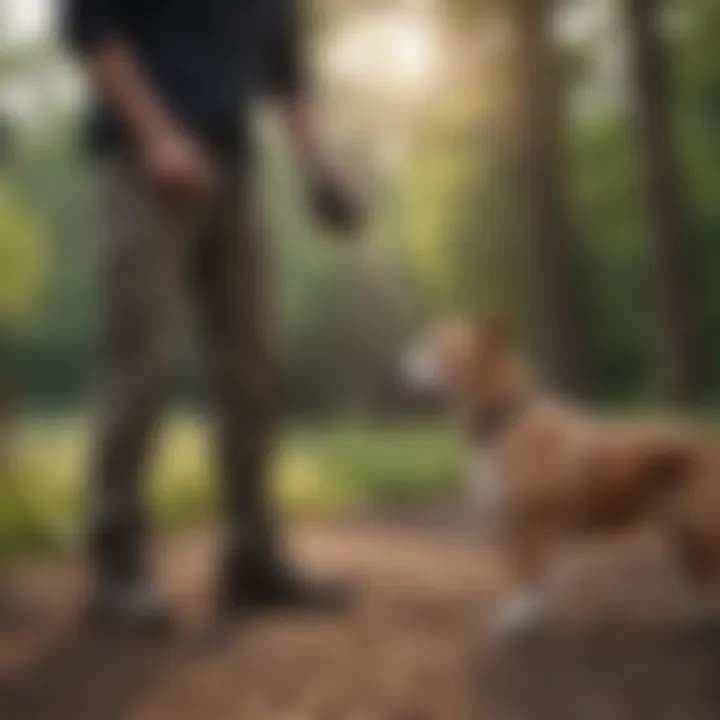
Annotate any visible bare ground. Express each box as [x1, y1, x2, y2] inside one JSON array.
[[1, 518, 720, 719]]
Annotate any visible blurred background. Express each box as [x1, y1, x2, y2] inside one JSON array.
[[0, 0, 718, 556]]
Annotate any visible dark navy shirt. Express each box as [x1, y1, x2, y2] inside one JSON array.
[[65, 0, 304, 155]]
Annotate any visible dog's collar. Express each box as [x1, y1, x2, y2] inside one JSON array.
[[468, 397, 531, 442]]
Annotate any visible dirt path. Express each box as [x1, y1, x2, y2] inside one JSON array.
[[1, 521, 720, 719]]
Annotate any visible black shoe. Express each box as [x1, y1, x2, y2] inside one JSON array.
[[220, 560, 352, 617], [86, 580, 174, 635]]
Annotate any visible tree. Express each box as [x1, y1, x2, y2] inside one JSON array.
[[511, 0, 589, 396], [625, 0, 700, 402]]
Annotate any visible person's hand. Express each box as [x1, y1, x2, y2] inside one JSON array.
[[309, 164, 365, 236], [139, 125, 218, 203]]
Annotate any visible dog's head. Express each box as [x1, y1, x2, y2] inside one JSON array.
[[402, 317, 530, 429]]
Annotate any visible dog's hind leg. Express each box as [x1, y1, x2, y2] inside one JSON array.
[[668, 518, 720, 593]]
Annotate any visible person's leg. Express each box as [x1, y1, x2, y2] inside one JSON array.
[[192, 172, 348, 613], [88, 156, 196, 626], [192, 171, 278, 572]]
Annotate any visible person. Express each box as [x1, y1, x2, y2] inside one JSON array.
[[64, 0, 363, 630]]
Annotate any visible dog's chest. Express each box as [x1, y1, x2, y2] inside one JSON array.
[[470, 452, 510, 537]]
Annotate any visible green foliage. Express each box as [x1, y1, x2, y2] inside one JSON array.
[[673, 0, 720, 396], [568, 114, 656, 399], [0, 178, 46, 331], [0, 471, 72, 556], [289, 422, 463, 506]]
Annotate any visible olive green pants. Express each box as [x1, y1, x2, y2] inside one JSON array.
[[91, 155, 276, 582]]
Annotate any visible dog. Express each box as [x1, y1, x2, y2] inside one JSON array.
[[403, 318, 720, 633]]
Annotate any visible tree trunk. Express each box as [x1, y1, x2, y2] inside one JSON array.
[[626, 0, 699, 402], [512, 0, 588, 397]]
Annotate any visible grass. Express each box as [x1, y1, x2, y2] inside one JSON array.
[[0, 415, 463, 558]]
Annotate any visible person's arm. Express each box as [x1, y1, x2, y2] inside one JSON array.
[[267, 1, 364, 234], [284, 100, 364, 234], [281, 98, 329, 177], [65, 0, 216, 200]]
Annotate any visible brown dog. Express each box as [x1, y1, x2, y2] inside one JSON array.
[[403, 319, 720, 632]]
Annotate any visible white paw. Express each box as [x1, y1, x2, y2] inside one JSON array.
[[489, 590, 547, 639]]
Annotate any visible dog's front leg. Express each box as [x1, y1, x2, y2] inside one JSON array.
[[489, 516, 559, 638]]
